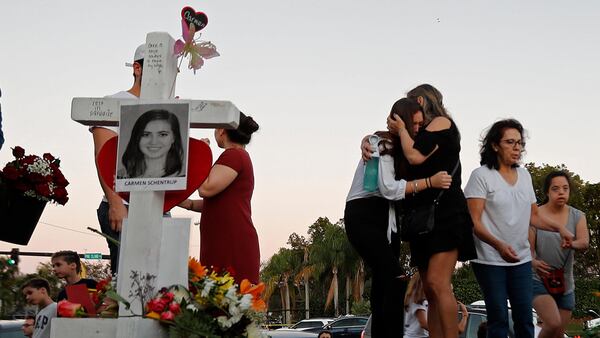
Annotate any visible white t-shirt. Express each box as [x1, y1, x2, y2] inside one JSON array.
[[404, 301, 428, 338], [33, 302, 56, 338], [90, 91, 137, 202], [464, 166, 537, 265]]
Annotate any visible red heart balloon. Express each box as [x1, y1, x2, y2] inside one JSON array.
[[181, 6, 208, 31], [97, 136, 212, 212]]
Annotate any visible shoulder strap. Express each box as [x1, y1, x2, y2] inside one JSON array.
[[433, 160, 460, 203]]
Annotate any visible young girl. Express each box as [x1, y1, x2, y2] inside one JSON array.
[[181, 114, 260, 284], [120, 109, 184, 178], [345, 98, 452, 338], [530, 171, 588, 338], [404, 272, 429, 338]]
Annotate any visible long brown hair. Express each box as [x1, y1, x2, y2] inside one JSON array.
[[404, 272, 426, 310], [388, 98, 422, 179], [407, 84, 449, 123]]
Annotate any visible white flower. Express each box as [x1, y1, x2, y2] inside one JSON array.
[[201, 280, 215, 298], [239, 294, 252, 311], [245, 323, 267, 338]]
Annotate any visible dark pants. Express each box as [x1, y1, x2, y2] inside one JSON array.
[[345, 197, 406, 338], [472, 261, 534, 338], [97, 201, 120, 274]]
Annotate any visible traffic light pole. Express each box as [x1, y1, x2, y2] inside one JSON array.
[[0, 250, 109, 260]]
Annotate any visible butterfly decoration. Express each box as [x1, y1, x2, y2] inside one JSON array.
[[173, 17, 219, 73]]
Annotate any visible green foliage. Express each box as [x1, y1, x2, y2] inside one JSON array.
[[351, 299, 371, 316], [452, 263, 482, 305], [573, 279, 600, 318]]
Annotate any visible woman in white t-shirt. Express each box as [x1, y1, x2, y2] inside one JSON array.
[[464, 119, 574, 338], [404, 272, 429, 338]]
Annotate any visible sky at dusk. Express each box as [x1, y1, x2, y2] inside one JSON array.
[[1, 0, 599, 273]]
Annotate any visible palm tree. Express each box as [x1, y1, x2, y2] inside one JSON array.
[[261, 248, 302, 324]]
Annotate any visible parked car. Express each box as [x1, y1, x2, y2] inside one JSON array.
[[584, 309, 600, 332], [305, 315, 369, 338], [0, 320, 25, 338], [276, 318, 335, 331], [263, 329, 318, 338]]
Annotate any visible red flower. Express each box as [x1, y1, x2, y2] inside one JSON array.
[[163, 292, 175, 303], [2, 166, 20, 180], [168, 302, 181, 315], [12, 146, 25, 158], [27, 172, 45, 184], [35, 183, 51, 197], [13, 182, 28, 192], [147, 298, 168, 313], [160, 310, 175, 321], [43, 153, 55, 162], [21, 155, 36, 165], [57, 300, 86, 317]]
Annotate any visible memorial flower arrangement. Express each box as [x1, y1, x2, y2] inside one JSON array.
[[0, 146, 69, 205], [144, 258, 266, 338]]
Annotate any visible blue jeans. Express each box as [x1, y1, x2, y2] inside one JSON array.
[[97, 201, 121, 274], [472, 262, 534, 338]]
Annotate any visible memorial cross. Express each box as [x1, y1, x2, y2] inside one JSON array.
[[57, 32, 240, 338]]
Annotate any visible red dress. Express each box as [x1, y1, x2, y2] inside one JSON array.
[[200, 148, 260, 284]]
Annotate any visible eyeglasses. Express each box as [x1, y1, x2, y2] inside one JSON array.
[[500, 139, 525, 148]]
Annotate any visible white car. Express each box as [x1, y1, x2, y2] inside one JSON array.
[[276, 318, 334, 331]]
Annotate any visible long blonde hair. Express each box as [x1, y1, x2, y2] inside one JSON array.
[[404, 272, 426, 310], [407, 84, 449, 123]]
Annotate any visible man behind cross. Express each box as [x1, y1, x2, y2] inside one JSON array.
[[91, 44, 143, 274]]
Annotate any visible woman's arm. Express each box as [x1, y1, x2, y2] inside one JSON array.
[[528, 226, 551, 277], [361, 135, 373, 162], [457, 302, 469, 334], [415, 308, 428, 330], [198, 164, 238, 197], [378, 156, 452, 200], [387, 116, 450, 165], [572, 212, 589, 250], [467, 198, 520, 263], [530, 204, 573, 247], [178, 199, 204, 212]]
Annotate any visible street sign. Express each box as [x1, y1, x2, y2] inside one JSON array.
[[84, 253, 103, 260]]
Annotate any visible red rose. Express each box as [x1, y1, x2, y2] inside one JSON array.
[[57, 300, 86, 317], [28, 172, 46, 184], [54, 171, 69, 187], [56, 195, 69, 205], [159, 310, 175, 321], [163, 292, 175, 303], [12, 146, 25, 158], [35, 183, 51, 197], [2, 166, 20, 180], [147, 298, 167, 313], [43, 153, 55, 162], [22, 155, 36, 165], [168, 302, 181, 315], [13, 181, 28, 192]]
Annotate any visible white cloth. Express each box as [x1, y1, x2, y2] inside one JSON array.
[[404, 301, 429, 338], [464, 166, 537, 266], [346, 155, 407, 243], [33, 302, 56, 338], [90, 91, 137, 202]]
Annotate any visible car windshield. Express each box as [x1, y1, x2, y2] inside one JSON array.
[[331, 318, 367, 327], [292, 321, 323, 329]]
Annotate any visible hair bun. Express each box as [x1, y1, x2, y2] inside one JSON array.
[[239, 114, 259, 135]]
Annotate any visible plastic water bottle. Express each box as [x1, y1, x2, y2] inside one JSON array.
[[363, 135, 380, 192]]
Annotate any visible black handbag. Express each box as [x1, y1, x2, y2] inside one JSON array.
[[401, 161, 459, 240]]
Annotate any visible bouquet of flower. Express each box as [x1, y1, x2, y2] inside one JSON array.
[[144, 258, 266, 338], [0, 146, 69, 205]]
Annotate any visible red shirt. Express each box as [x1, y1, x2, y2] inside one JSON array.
[[200, 148, 260, 284]]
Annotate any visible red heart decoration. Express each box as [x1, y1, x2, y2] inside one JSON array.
[[97, 136, 212, 212], [181, 6, 208, 31]]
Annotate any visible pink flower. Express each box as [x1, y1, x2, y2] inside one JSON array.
[[147, 298, 167, 313]]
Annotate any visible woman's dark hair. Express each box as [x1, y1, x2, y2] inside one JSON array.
[[388, 98, 422, 179], [122, 109, 184, 178], [542, 171, 572, 204], [479, 118, 526, 170], [225, 113, 259, 145]]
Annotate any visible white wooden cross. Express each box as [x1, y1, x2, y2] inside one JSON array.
[[52, 32, 240, 338]]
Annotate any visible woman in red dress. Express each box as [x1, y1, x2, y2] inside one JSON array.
[[181, 114, 260, 284]]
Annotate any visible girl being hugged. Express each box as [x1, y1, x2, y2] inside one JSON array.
[[181, 114, 261, 284], [464, 119, 574, 338], [530, 171, 588, 338], [387, 84, 476, 338], [345, 98, 452, 338]]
